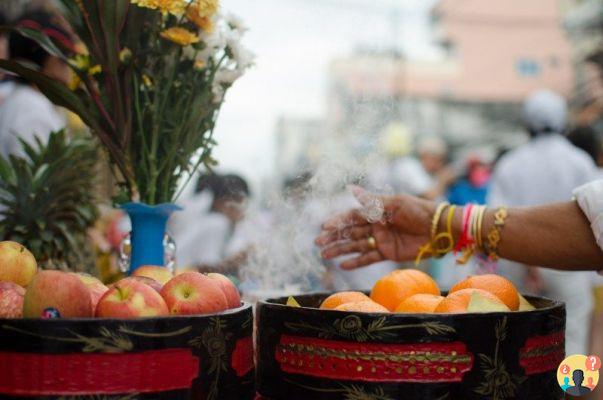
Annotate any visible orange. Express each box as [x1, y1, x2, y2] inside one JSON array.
[[320, 291, 370, 310], [370, 269, 440, 311], [450, 274, 520, 311], [435, 288, 505, 314], [334, 300, 389, 313], [394, 294, 444, 314]]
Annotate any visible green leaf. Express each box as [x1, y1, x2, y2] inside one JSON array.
[[13, 27, 67, 61], [100, 0, 130, 74]]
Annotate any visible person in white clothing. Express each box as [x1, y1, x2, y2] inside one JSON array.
[[488, 90, 599, 355], [173, 174, 252, 276], [0, 11, 73, 158]]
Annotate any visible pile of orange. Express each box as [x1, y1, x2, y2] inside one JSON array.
[[319, 270, 533, 314]]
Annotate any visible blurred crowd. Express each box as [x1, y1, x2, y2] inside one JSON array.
[[0, 3, 601, 369]]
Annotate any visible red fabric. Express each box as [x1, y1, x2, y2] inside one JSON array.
[[275, 335, 473, 383], [519, 330, 565, 375], [0, 349, 199, 396], [232, 336, 254, 377], [454, 204, 474, 254]]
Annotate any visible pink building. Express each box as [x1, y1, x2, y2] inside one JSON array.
[[332, 0, 574, 103]]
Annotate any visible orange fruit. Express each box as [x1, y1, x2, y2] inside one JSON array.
[[334, 300, 389, 313], [450, 274, 520, 311], [435, 288, 506, 313], [320, 291, 370, 310], [394, 293, 444, 314], [370, 269, 440, 311]]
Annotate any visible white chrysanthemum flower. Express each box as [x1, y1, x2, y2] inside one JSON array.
[[211, 82, 225, 103], [215, 68, 244, 85], [224, 12, 249, 34]]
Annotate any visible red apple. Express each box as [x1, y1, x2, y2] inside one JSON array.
[[207, 273, 241, 309], [71, 273, 108, 311], [161, 272, 228, 315], [96, 278, 168, 318], [23, 270, 93, 318], [0, 241, 37, 287], [128, 276, 164, 293], [132, 265, 173, 285], [0, 282, 25, 318]]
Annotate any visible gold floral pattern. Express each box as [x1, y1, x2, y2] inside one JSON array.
[[284, 379, 394, 400], [2, 324, 191, 353], [474, 317, 527, 399], [188, 317, 232, 400], [285, 316, 455, 342]]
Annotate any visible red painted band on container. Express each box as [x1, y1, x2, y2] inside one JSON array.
[[276, 335, 473, 383], [0, 348, 199, 396], [232, 336, 254, 377], [519, 330, 565, 375]]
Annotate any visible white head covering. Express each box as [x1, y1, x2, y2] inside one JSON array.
[[417, 135, 447, 156], [522, 89, 568, 135]]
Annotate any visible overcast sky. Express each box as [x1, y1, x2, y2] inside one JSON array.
[[211, 0, 440, 185]]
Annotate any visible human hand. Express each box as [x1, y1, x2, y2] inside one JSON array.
[[315, 187, 437, 269]]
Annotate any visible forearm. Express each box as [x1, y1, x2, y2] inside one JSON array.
[[443, 202, 603, 270]]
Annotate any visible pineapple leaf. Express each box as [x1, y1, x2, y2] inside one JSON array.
[[0, 130, 99, 271]]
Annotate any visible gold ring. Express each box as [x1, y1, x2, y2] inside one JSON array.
[[367, 236, 377, 250]]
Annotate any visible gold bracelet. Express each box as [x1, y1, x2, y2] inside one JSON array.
[[415, 204, 455, 265], [435, 205, 456, 256], [475, 205, 487, 250], [431, 202, 450, 240], [485, 207, 508, 261]]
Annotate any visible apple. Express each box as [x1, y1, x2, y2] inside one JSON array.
[[0, 282, 25, 318], [71, 273, 108, 310], [0, 241, 37, 287], [207, 273, 241, 309], [132, 265, 173, 285], [161, 272, 228, 315], [96, 278, 168, 318], [128, 276, 163, 293], [23, 270, 93, 318]]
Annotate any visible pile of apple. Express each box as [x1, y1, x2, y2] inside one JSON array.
[[0, 241, 241, 319]]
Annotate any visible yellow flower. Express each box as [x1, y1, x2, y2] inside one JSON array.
[[142, 74, 153, 87], [69, 54, 90, 71], [69, 72, 81, 91], [119, 47, 133, 63], [192, 0, 219, 18], [89, 65, 102, 75], [160, 27, 200, 46], [186, 6, 214, 32], [194, 59, 206, 70], [131, 0, 187, 16]]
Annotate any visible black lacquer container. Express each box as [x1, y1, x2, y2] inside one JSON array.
[[0, 303, 254, 400], [257, 293, 565, 400]]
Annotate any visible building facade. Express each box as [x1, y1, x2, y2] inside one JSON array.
[[327, 0, 574, 153]]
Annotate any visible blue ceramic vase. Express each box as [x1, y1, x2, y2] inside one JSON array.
[[121, 202, 182, 274]]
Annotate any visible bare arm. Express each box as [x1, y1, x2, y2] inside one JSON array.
[[316, 188, 603, 271], [483, 202, 603, 270]]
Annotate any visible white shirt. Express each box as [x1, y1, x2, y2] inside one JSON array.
[[574, 180, 603, 276], [0, 85, 65, 158], [369, 157, 432, 196], [488, 134, 598, 356], [489, 135, 598, 207]]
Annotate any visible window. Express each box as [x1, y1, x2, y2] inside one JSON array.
[[516, 58, 541, 77]]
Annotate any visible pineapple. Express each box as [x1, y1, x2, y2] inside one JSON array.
[[0, 130, 98, 271]]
